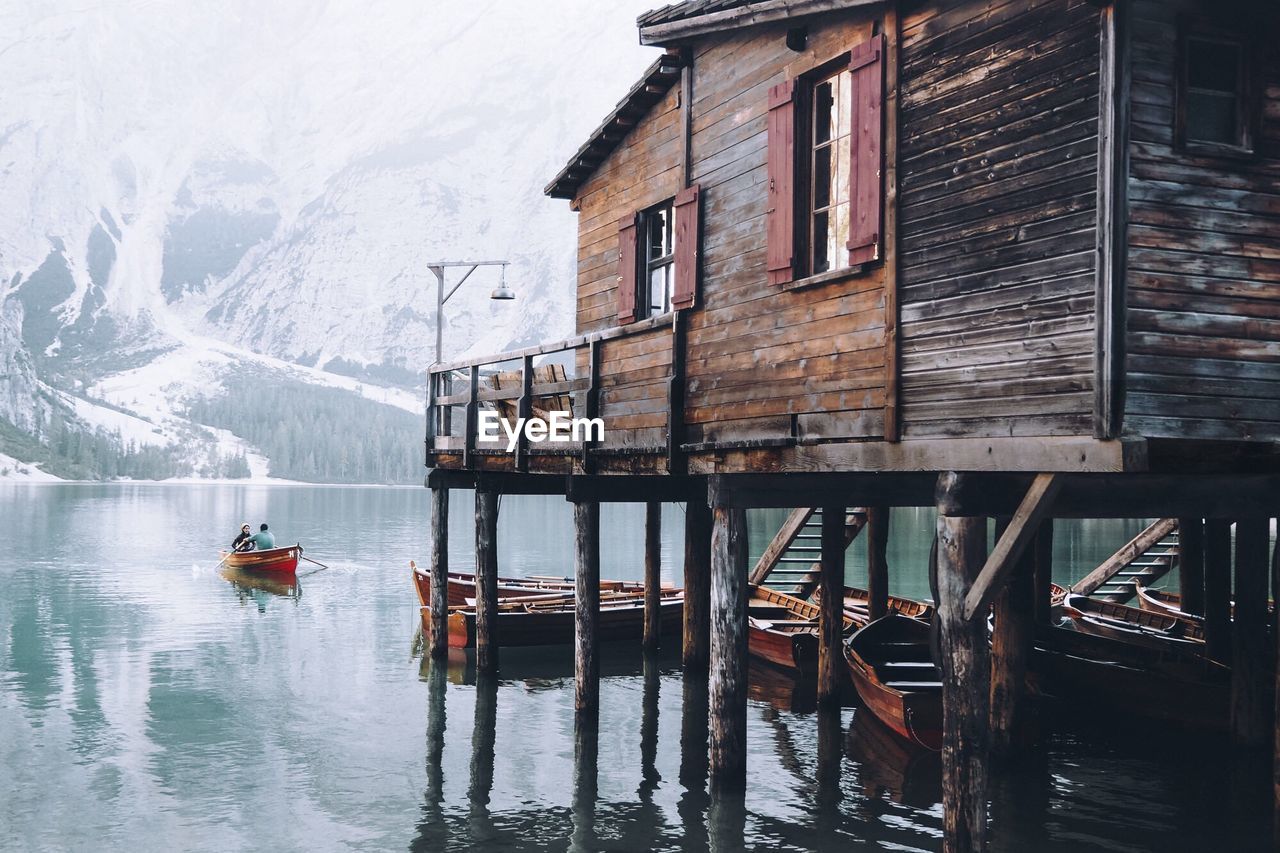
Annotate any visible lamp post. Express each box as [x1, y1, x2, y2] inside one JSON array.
[[427, 260, 515, 365]]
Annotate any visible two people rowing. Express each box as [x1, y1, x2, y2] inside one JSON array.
[[232, 523, 276, 552]]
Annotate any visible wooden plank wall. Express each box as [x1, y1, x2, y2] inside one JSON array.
[[683, 14, 890, 447], [896, 0, 1102, 439], [1124, 0, 1280, 441]]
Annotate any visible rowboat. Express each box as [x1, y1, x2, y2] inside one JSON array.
[[1060, 592, 1203, 652], [1133, 583, 1190, 618], [410, 561, 657, 607], [425, 590, 684, 649], [836, 586, 934, 627], [843, 614, 943, 750], [748, 584, 854, 676], [220, 544, 302, 574]]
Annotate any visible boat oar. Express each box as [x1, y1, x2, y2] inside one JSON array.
[[300, 555, 330, 570]]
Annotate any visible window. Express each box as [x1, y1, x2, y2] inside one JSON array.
[[808, 67, 853, 276], [766, 35, 882, 287], [1178, 27, 1253, 154], [643, 200, 675, 316]]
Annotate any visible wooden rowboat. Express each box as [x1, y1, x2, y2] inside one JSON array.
[[748, 584, 854, 676], [843, 614, 943, 751], [836, 586, 934, 627], [1061, 592, 1203, 652], [220, 544, 302, 574], [425, 591, 683, 649], [410, 562, 658, 608], [1133, 583, 1188, 618]]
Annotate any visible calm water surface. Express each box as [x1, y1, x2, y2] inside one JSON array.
[[0, 484, 1270, 851]]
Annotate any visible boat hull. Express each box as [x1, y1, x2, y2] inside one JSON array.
[[422, 596, 684, 649], [412, 566, 651, 607], [844, 614, 943, 751], [221, 545, 301, 574]]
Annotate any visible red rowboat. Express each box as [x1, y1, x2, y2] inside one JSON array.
[[220, 544, 302, 574]]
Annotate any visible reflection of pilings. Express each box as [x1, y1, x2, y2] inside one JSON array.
[[467, 672, 498, 847], [639, 656, 661, 800], [411, 659, 448, 851], [569, 716, 599, 853], [707, 790, 746, 853], [988, 740, 1050, 852], [816, 704, 844, 822], [678, 670, 710, 853]]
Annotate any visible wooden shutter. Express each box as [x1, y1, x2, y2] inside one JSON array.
[[672, 184, 701, 309], [766, 80, 797, 286], [617, 213, 639, 324], [847, 34, 884, 266]]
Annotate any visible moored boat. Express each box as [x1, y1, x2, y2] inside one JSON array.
[[747, 584, 844, 676], [843, 613, 943, 750], [836, 586, 934, 627], [1060, 592, 1204, 652], [220, 544, 302, 574], [410, 561, 659, 607]]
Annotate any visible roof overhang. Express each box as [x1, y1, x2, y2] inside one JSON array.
[[639, 0, 885, 46], [544, 50, 686, 201]]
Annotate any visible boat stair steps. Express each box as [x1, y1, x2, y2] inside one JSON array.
[[1071, 520, 1182, 604], [749, 507, 870, 599]]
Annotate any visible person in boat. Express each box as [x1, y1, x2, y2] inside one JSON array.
[[246, 523, 276, 551], [232, 523, 254, 552]]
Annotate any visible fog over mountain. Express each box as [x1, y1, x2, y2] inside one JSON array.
[[0, 0, 657, 481]]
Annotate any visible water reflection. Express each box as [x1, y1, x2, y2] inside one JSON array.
[[219, 566, 300, 608]]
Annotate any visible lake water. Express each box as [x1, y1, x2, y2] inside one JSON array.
[[0, 483, 1271, 851]]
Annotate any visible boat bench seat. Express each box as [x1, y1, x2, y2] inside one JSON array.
[[769, 619, 818, 627], [868, 642, 933, 662], [885, 680, 943, 691]]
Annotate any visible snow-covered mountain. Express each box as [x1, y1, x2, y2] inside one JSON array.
[[0, 0, 659, 479]]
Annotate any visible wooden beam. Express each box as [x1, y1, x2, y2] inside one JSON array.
[[1232, 518, 1271, 747], [574, 500, 601, 716], [643, 501, 662, 654], [683, 500, 713, 668], [748, 507, 814, 585], [709, 472, 938, 509], [428, 485, 450, 658], [463, 365, 479, 469], [936, 473, 991, 853], [882, 4, 902, 442], [515, 354, 533, 471], [474, 489, 500, 673], [1032, 520, 1054, 626], [1204, 519, 1232, 665], [1070, 518, 1178, 596], [817, 505, 845, 705], [962, 474, 1061, 621], [709, 506, 749, 790], [566, 474, 704, 503], [867, 507, 890, 621], [1178, 518, 1205, 617]]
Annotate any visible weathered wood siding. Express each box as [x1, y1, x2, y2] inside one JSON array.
[[1123, 0, 1280, 441], [684, 13, 890, 446], [574, 87, 683, 334], [897, 0, 1101, 439]]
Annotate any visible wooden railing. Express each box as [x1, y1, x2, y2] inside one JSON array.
[[426, 314, 684, 472]]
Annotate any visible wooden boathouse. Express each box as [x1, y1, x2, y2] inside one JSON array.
[[424, 0, 1280, 848]]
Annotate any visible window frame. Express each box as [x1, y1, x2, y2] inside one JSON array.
[[1175, 20, 1256, 158], [638, 198, 676, 319], [795, 52, 856, 280]]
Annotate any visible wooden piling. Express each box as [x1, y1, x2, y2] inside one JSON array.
[[574, 500, 601, 717], [709, 506, 748, 790], [1274, 520, 1280, 837], [1032, 519, 1054, 626], [1204, 519, 1232, 665], [818, 504, 846, 704], [474, 489, 500, 673], [643, 501, 662, 654], [990, 525, 1035, 757], [429, 485, 450, 658], [684, 500, 713, 669], [867, 507, 890, 621], [1232, 518, 1271, 747], [1177, 517, 1205, 617], [937, 475, 990, 853]]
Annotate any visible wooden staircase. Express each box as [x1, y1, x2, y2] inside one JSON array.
[[1070, 518, 1181, 604], [749, 507, 868, 599]]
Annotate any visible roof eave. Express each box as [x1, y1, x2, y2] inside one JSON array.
[[639, 0, 884, 46]]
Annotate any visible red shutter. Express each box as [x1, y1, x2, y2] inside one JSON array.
[[766, 79, 796, 286], [617, 213, 639, 324], [672, 184, 701, 309], [847, 34, 884, 266]]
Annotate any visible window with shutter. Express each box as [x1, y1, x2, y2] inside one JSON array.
[[847, 34, 884, 266], [672, 184, 700, 309], [617, 214, 639, 324]]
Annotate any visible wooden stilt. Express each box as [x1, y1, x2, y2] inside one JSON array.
[[1205, 519, 1232, 665], [1232, 518, 1271, 747], [937, 475, 990, 853], [684, 501, 713, 669], [474, 489, 500, 673], [643, 501, 662, 654], [1178, 517, 1205, 617], [574, 500, 601, 717], [818, 504, 846, 704], [422, 659, 447, 849], [570, 715, 599, 853], [468, 671, 498, 835], [640, 655, 661, 798], [990, 524, 1035, 757], [429, 485, 450, 658], [709, 506, 748, 790], [867, 506, 890, 621], [1273, 519, 1280, 838], [1032, 519, 1054, 626], [815, 703, 843, 822]]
